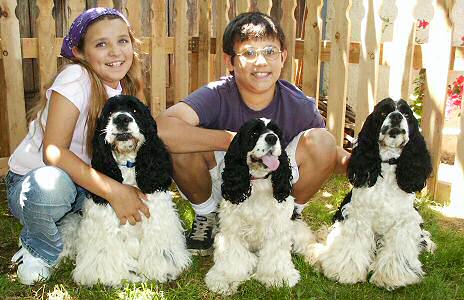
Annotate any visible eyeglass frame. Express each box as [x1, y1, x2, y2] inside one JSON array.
[[233, 46, 283, 62]]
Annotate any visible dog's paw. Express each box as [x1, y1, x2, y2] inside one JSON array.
[[254, 267, 300, 288], [205, 270, 240, 295], [369, 260, 423, 290], [320, 261, 368, 284]]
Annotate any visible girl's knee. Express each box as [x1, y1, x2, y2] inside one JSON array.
[[26, 166, 77, 206]]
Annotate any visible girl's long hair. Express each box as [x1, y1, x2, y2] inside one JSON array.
[[28, 15, 146, 157]]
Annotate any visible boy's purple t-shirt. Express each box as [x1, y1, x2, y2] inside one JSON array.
[[182, 76, 325, 148]]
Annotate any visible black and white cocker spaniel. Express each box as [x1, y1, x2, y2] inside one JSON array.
[[306, 98, 435, 290], [72, 95, 190, 286], [205, 118, 315, 295]]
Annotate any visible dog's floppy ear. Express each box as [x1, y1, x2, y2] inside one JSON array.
[[348, 107, 382, 188], [396, 115, 432, 193], [221, 130, 251, 204], [91, 110, 123, 204], [269, 124, 292, 202], [135, 105, 172, 193]]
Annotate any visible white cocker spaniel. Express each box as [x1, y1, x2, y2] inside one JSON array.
[[205, 118, 315, 295]]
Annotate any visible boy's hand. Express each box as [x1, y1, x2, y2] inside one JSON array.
[[109, 184, 150, 225]]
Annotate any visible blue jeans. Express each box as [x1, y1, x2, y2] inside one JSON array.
[[5, 167, 89, 265]]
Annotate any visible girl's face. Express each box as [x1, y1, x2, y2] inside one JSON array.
[[73, 18, 133, 89]]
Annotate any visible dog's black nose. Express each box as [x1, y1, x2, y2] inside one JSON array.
[[389, 112, 403, 127], [113, 113, 133, 129], [265, 134, 277, 145]]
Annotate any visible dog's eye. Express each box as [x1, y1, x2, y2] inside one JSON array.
[[133, 109, 137, 113]]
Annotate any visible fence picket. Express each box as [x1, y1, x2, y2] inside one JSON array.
[[450, 104, 464, 206], [97, 0, 113, 8], [256, 0, 272, 15], [0, 0, 27, 154], [124, 0, 142, 37], [422, 0, 454, 197], [174, 0, 189, 102], [327, 0, 352, 146], [150, 1, 167, 116], [355, 0, 381, 136], [214, 0, 229, 79], [236, 0, 250, 14], [303, 0, 324, 102], [37, 0, 57, 97], [67, 0, 85, 30], [387, 0, 416, 100], [198, 0, 211, 86], [281, 0, 297, 82]]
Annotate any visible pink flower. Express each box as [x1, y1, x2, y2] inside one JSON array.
[[418, 19, 429, 29]]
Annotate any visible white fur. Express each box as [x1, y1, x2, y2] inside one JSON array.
[[306, 109, 435, 290], [72, 191, 190, 286], [205, 179, 314, 295]]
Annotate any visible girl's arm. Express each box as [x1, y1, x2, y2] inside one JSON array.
[[42, 91, 149, 225]]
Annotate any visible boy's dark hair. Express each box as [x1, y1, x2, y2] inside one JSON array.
[[223, 12, 286, 57]]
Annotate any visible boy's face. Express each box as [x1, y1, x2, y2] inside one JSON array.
[[225, 38, 287, 99]]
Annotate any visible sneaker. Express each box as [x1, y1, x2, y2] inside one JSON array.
[[186, 212, 217, 256], [11, 245, 51, 285]]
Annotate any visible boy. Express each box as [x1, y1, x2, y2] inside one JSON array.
[[156, 12, 349, 255]]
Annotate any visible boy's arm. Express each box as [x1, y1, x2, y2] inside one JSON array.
[[156, 102, 235, 153]]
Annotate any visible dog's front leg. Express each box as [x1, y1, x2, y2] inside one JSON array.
[[73, 199, 140, 286], [369, 221, 425, 290], [317, 218, 375, 284], [254, 229, 299, 288], [205, 232, 257, 295], [138, 193, 191, 282]]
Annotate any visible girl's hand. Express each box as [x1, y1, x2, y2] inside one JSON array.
[[109, 184, 150, 225]]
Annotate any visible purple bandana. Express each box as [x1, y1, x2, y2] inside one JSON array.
[[61, 7, 129, 59]]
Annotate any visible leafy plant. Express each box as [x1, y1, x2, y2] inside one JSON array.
[[410, 68, 426, 124], [446, 75, 463, 118]]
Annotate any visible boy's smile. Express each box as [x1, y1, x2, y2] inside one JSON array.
[[226, 39, 287, 110]]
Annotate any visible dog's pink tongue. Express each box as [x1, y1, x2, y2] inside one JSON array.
[[262, 154, 280, 171]]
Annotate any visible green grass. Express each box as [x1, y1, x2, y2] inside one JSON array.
[[1, 175, 463, 300]]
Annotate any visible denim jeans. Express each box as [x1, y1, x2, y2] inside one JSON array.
[[5, 167, 89, 266]]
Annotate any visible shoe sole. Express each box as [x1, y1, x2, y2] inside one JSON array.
[[188, 247, 213, 256]]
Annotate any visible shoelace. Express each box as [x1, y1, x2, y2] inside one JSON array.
[[190, 215, 214, 240]]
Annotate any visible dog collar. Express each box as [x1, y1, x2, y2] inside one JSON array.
[[120, 160, 136, 168], [382, 158, 398, 165]]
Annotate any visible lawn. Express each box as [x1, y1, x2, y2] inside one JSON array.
[[1, 175, 463, 300]]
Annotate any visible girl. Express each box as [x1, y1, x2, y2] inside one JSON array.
[[6, 7, 150, 285]]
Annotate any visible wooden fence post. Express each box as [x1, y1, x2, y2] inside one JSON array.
[[198, 0, 211, 86], [37, 0, 57, 97], [67, 0, 85, 30], [124, 0, 142, 37], [214, 0, 229, 79], [97, 0, 113, 8], [150, 1, 167, 116], [236, 0, 250, 14], [387, 0, 416, 100], [303, 0, 324, 102], [450, 102, 464, 209], [174, 0, 189, 103], [0, 0, 27, 153], [281, 0, 297, 82], [327, 0, 352, 146], [256, 0, 272, 15], [421, 0, 454, 197], [355, 0, 381, 136]]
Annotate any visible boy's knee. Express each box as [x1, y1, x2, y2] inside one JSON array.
[[300, 129, 337, 169]]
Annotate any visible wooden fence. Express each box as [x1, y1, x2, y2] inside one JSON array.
[[0, 0, 462, 205]]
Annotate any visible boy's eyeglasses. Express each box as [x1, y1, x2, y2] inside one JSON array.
[[234, 46, 282, 62]]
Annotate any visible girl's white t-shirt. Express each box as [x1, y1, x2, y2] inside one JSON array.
[[9, 64, 122, 175]]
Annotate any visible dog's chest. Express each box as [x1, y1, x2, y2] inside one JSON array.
[[350, 164, 416, 232], [220, 180, 294, 251], [121, 167, 137, 186]]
